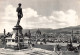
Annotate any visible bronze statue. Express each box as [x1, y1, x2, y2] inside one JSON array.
[[16, 3, 23, 25]]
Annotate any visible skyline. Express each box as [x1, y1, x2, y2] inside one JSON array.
[[0, 0, 80, 33]]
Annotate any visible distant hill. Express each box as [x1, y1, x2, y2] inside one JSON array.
[[23, 28, 54, 34], [22, 25, 80, 34], [0, 25, 80, 35], [53, 25, 80, 34], [0, 33, 3, 36]]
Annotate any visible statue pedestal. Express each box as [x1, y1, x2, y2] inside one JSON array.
[[6, 25, 24, 50], [13, 25, 23, 36], [13, 25, 24, 49]]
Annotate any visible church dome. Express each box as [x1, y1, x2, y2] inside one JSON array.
[[36, 29, 41, 34]]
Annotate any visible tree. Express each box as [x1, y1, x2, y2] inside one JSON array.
[[7, 32, 12, 37], [27, 30, 31, 38], [42, 38, 46, 44], [73, 36, 77, 43], [56, 44, 61, 51], [24, 33, 28, 36], [67, 39, 74, 51]]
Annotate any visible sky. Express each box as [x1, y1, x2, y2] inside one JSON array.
[[0, 0, 80, 33]]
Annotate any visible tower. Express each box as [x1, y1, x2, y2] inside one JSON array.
[[4, 29, 6, 35], [35, 29, 41, 43]]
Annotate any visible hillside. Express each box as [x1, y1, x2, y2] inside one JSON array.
[[22, 25, 80, 34], [0, 25, 80, 35]]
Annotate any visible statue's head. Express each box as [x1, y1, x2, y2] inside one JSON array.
[[18, 3, 21, 7]]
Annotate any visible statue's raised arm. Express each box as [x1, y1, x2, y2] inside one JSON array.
[[16, 3, 23, 26]]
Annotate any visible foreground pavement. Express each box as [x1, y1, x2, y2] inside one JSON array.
[[0, 48, 54, 55], [0, 47, 79, 55]]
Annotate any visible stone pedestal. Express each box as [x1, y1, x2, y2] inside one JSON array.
[[13, 25, 24, 49], [6, 25, 24, 50], [13, 25, 23, 36]]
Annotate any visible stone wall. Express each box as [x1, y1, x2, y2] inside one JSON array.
[[34, 44, 54, 51], [62, 51, 79, 55]]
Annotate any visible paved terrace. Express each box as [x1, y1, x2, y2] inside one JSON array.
[[0, 48, 79, 55]]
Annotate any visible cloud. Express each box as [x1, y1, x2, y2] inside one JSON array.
[[23, 8, 38, 18], [49, 9, 78, 28], [0, 4, 39, 33], [0, 4, 79, 33]]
